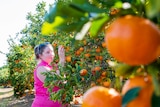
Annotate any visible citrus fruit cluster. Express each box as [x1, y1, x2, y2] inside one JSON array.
[[82, 15, 158, 107]]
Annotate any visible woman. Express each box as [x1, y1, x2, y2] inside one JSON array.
[[31, 42, 65, 107]]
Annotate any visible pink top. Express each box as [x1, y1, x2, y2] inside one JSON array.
[[32, 60, 62, 107], [34, 60, 60, 96]]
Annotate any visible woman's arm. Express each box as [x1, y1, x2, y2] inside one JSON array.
[[36, 66, 50, 83]]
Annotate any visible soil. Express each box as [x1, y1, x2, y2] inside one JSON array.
[[0, 87, 34, 107]]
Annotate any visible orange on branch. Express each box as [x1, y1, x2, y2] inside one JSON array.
[[80, 69, 88, 76], [75, 50, 81, 56], [84, 53, 91, 58], [82, 86, 122, 107], [94, 66, 101, 71], [122, 75, 154, 107], [102, 42, 106, 48], [105, 15, 160, 65], [79, 47, 84, 51], [96, 47, 101, 53], [102, 81, 110, 88], [101, 71, 107, 77], [90, 82, 96, 87], [66, 56, 72, 62]]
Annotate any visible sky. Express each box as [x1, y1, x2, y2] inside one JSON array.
[[0, 0, 54, 67]]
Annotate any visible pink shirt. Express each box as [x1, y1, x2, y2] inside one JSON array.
[[32, 60, 61, 107]]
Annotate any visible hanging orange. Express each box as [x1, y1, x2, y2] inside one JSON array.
[[82, 86, 122, 107], [105, 15, 160, 65], [122, 75, 154, 107]]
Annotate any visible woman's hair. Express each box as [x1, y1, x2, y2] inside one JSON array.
[[34, 42, 50, 59]]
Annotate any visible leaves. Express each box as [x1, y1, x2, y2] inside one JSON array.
[[114, 63, 136, 77], [122, 87, 141, 107], [90, 15, 109, 37], [41, 16, 65, 35], [147, 64, 160, 96], [145, 0, 160, 18], [152, 92, 160, 107]]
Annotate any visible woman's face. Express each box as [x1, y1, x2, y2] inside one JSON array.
[[39, 44, 55, 64]]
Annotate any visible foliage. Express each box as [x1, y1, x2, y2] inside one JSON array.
[[7, 37, 35, 97], [6, 2, 54, 97], [43, 32, 121, 104], [0, 66, 10, 87]]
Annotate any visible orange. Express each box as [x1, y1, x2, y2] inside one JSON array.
[[122, 75, 154, 107], [94, 66, 101, 71], [84, 53, 91, 58], [75, 50, 81, 56], [66, 56, 72, 62], [105, 15, 160, 65], [90, 82, 96, 87], [98, 56, 103, 61], [52, 43, 57, 47], [80, 69, 88, 76], [79, 47, 84, 51], [82, 86, 122, 107], [102, 81, 110, 87], [102, 42, 106, 48], [101, 71, 107, 77], [96, 47, 101, 53]]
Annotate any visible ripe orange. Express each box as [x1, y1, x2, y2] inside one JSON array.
[[52, 43, 57, 47], [80, 69, 88, 76], [94, 66, 101, 71], [122, 75, 154, 107], [98, 56, 103, 61], [90, 82, 96, 87], [102, 81, 110, 87], [84, 53, 91, 58], [79, 47, 84, 51], [75, 50, 81, 56], [102, 42, 106, 48], [101, 71, 107, 77], [96, 47, 101, 53], [82, 86, 122, 107], [105, 15, 160, 65], [66, 56, 72, 62]]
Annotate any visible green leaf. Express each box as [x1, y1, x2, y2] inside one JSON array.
[[115, 63, 135, 77], [147, 65, 160, 96], [41, 16, 65, 35], [145, 0, 160, 18], [90, 15, 109, 37], [71, 0, 87, 4], [70, 2, 107, 13], [56, 18, 89, 32], [152, 92, 160, 107], [122, 87, 141, 107], [45, 2, 87, 23]]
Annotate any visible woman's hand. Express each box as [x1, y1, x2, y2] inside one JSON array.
[[58, 45, 65, 66]]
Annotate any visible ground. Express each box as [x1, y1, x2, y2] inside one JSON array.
[[0, 87, 34, 107]]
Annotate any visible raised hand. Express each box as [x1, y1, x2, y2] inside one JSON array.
[[58, 45, 65, 66]]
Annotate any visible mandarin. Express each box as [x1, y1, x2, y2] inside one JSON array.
[[122, 75, 154, 107], [80, 69, 88, 76], [105, 15, 160, 65], [66, 56, 72, 62], [82, 86, 122, 107]]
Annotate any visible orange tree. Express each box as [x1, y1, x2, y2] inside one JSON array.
[[41, 0, 160, 107], [6, 2, 55, 98], [7, 38, 35, 97], [43, 32, 118, 104]]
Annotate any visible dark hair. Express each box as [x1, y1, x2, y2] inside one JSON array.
[[34, 42, 50, 59]]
